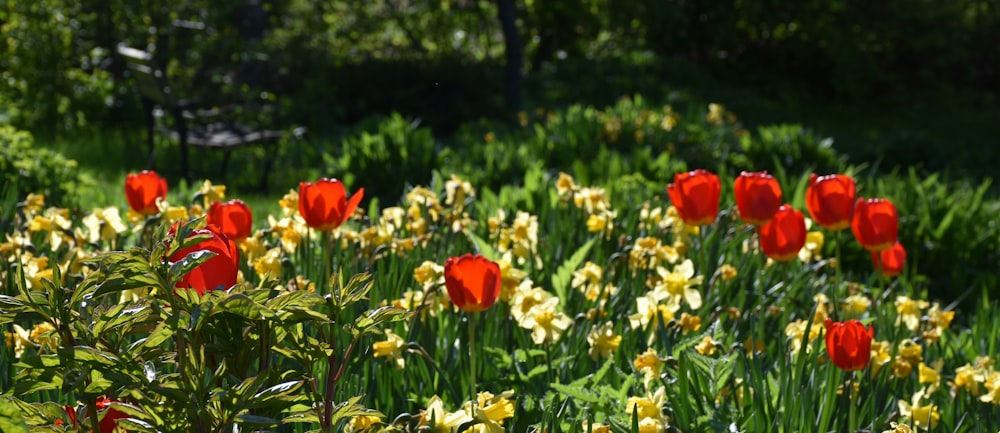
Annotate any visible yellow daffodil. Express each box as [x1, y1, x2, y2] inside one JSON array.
[[373, 329, 405, 369], [981, 371, 1000, 405], [841, 294, 871, 317], [626, 386, 669, 433], [420, 396, 473, 433], [199, 179, 226, 207], [573, 186, 610, 215], [346, 414, 381, 433], [465, 390, 515, 433], [634, 348, 663, 384], [252, 248, 283, 280], [695, 336, 719, 356], [520, 297, 573, 344], [898, 390, 939, 429], [81, 207, 128, 244], [445, 175, 474, 208], [678, 313, 701, 334], [882, 422, 913, 433], [785, 319, 823, 354], [895, 296, 930, 332], [555, 172, 577, 199], [918, 360, 943, 393], [587, 322, 621, 360], [654, 259, 703, 309], [718, 264, 738, 281]]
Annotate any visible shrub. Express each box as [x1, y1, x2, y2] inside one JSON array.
[[0, 126, 82, 207]]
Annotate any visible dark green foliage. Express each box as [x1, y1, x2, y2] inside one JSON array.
[[0, 126, 82, 207]]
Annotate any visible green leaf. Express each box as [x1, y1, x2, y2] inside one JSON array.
[[352, 306, 410, 337], [216, 293, 275, 320], [550, 383, 600, 404], [0, 399, 30, 433], [551, 237, 596, 307], [465, 231, 500, 262], [235, 413, 280, 426]]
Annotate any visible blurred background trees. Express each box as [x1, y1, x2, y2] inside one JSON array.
[[2, 0, 998, 137]]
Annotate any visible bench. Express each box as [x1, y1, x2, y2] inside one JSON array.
[[117, 44, 297, 189]]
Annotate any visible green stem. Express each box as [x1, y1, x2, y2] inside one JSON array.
[[848, 371, 857, 433], [831, 229, 842, 320], [469, 312, 477, 399]]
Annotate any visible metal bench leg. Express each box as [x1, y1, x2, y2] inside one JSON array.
[[143, 98, 156, 169], [221, 149, 232, 179]]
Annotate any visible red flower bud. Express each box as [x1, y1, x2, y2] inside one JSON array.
[[125, 170, 168, 215], [444, 254, 501, 313], [806, 174, 856, 231], [207, 199, 253, 241], [298, 178, 364, 231], [759, 204, 806, 262], [851, 198, 898, 252], [734, 171, 783, 226], [824, 319, 874, 371], [168, 224, 240, 294], [873, 241, 906, 277], [667, 169, 720, 226]]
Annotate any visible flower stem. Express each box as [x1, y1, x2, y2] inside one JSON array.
[[469, 312, 477, 399], [831, 229, 842, 320], [848, 371, 858, 433]]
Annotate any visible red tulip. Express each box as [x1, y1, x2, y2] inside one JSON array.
[[444, 254, 501, 313], [734, 171, 783, 226], [59, 397, 128, 432], [851, 198, 898, 252], [125, 170, 168, 215], [298, 178, 364, 231], [824, 319, 874, 371], [758, 204, 806, 262], [873, 242, 906, 277], [667, 169, 720, 226], [806, 174, 856, 231], [207, 199, 253, 241], [169, 224, 240, 294]]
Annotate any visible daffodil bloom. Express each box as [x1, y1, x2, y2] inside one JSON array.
[[952, 358, 990, 396], [587, 322, 621, 360], [4, 324, 30, 358], [519, 297, 573, 344], [346, 414, 381, 433], [413, 260, 445, 290], [445, 175, 474, 209], [718, 264, 738, 281], [797, 230, 824, 262], [82, 207, 128, 244], [981, 371, 1000, 405], [898, 339, 923, 366], [373, 329, 405, 369], [785, 319, 824, 354], [420, 396, 473, 433], [572, 261, 603, 291], [653, 259, 703, 310], [28, 207, 73, 250], [678, 313, 701, 334], [573, 186, 610, 215], [23, 193, 45, 215], [898, 390, 939, 429], [199, 179, 227, 207], [918, 360, 943, 393], [634, 348, 663, 384], [695, 336, 719, 356], [869, 340, 893, 376], [586, 210, 617, 238], [510, 281, 554, 324], [582, 422, 611, 433], [629, 237, 679, 273], [841, 294, 871, 317], [629, 290, 679, 332], [895, 296, 930, 331], [626, 386, 669, 433], [812, 293, 831, 324], [252, 248, 283, 280], [239, 232, 268, 263], [555, 172, 577, 199], [464, 391, 515, 433], [882, 422, 913, 433]]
